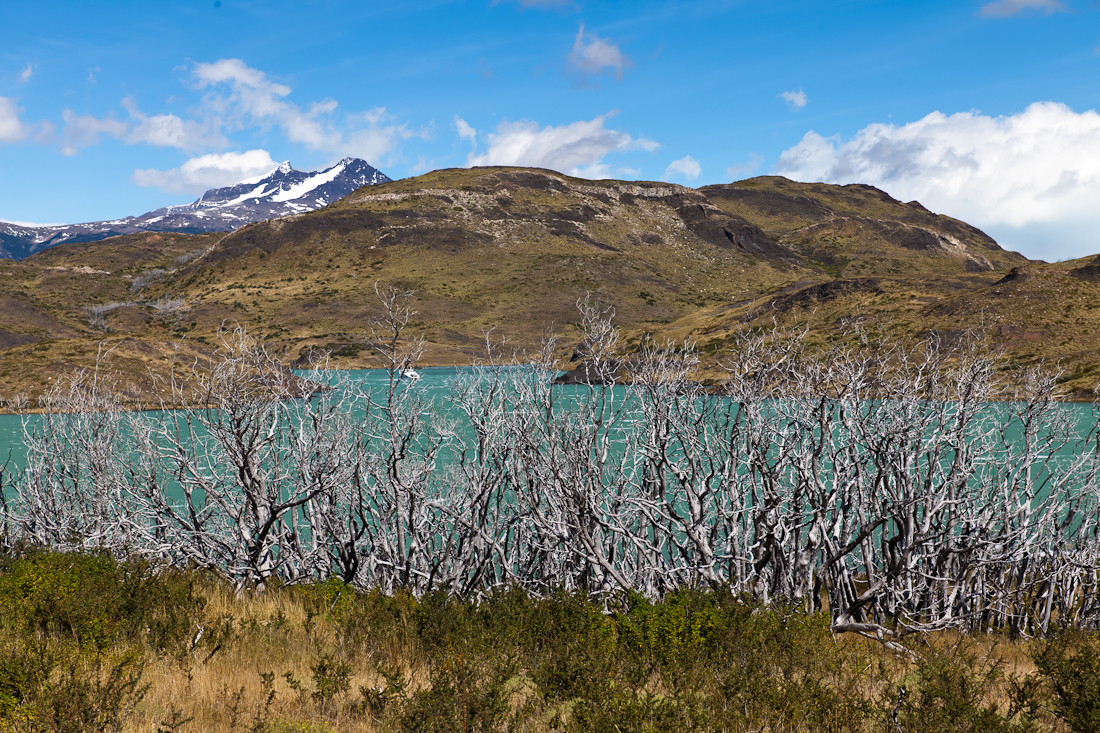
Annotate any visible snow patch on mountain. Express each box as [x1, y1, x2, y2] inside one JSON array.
[[271, 160, 348, 203], [220, 184, 271, 208]]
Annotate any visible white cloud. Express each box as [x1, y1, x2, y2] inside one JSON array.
[[87, 66, 100, 84], [774, 102, 1100, 259], [340, 107, 427, 163], [0, 217, 64, 227], [30, 96, 222, 156], [121, 97, 224, 153], [664, 155, 701, 183], [978, 0, 1068, 17], [59, 109, 128, 155], [570, 162, 641, 180], [466, 112, 658, 176], [191, 59, 343, 152], [727, 153, 764, 180], [408, 155, 436, 175], [16, 58, 414, 175], [567, 24, 633, 86], [571, 162, 614, 179], [188, 59, 418, 165], [0, 97, 28, 143], [18, 63, 33, 83], [779, 88, 808, 110], [454, 115, 477, 145], [126, 113, 215, 152], [131, 149, 278, 194]]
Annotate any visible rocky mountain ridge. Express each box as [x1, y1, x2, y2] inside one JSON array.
[[0, 158, 390, 260]]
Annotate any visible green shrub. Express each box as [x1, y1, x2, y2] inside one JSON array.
[[705, 599, 871, 732], [523, 590, 617, 702], [310, 653, 352, 712], [891, 643, 1034, 733], [566, 687, 706, 733], [614, 588, 720, 672], [400, 654, 511, 733], [9, 556, 1094, 733], [0, 646, 149, 733], [1031, 629, 1100, 733], [0, 548, 203, 652], [0, 641, 53, 720], [307, 583, 417, 661]]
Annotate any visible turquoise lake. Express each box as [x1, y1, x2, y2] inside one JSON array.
[[1, 365, 1098, 482]]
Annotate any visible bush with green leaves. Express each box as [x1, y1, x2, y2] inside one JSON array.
[[889, 644, 1035, 733], [0, 547, 203, 652], [1029, 629, 1100, 733]]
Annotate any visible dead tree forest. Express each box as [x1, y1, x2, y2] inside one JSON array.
[[2, 288, 1099, 642]]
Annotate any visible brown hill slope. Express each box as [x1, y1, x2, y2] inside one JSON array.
[[1, 167, 1095, 404], [148, 168, 813, 366], [665, 256, 1100, 397], [701, 176, 1027, 277], [0, 232, 223, 402]]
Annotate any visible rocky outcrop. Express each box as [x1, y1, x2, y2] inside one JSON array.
[[1069, 256, 1100, 281], [764, 278, 883, 314]]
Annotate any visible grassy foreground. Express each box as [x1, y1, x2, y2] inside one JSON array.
[[0, 548, 1097, 733]]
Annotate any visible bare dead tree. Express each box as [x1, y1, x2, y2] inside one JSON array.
[[3, 293, 1099, 638], [115, 327, 360, 591], [5, 345, 142, 551], [325, 283, 445, 593]]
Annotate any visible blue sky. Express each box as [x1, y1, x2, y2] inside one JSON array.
[[2, 0, 1099, 260]]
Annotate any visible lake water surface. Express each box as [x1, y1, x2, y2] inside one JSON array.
[[1, 366, 1097, 477]]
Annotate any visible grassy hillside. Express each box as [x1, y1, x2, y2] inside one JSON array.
[[156, 167, 809, 361], [665, 257, 1100, 397], [1, 167, 1098, 404]]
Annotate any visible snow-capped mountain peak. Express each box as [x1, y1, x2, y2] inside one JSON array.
[[0, 159, 392, 260], [179, 158, 388, 214]]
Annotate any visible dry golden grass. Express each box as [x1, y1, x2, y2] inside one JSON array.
[[116, 583, 1063, 732], [126, 583, 408, 733]]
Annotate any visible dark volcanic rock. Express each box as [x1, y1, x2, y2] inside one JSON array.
[[926, 329, 967, 347], [0, 330, 39, 351], [703, 186, 835, 224], [553, 360, 624, 385], [699, 177, 1016, 274], [993, 267, 1029, 286], [1069, 256, 1100, 281], [662, 191, 801, 263], [764, 278, 883, 313]]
